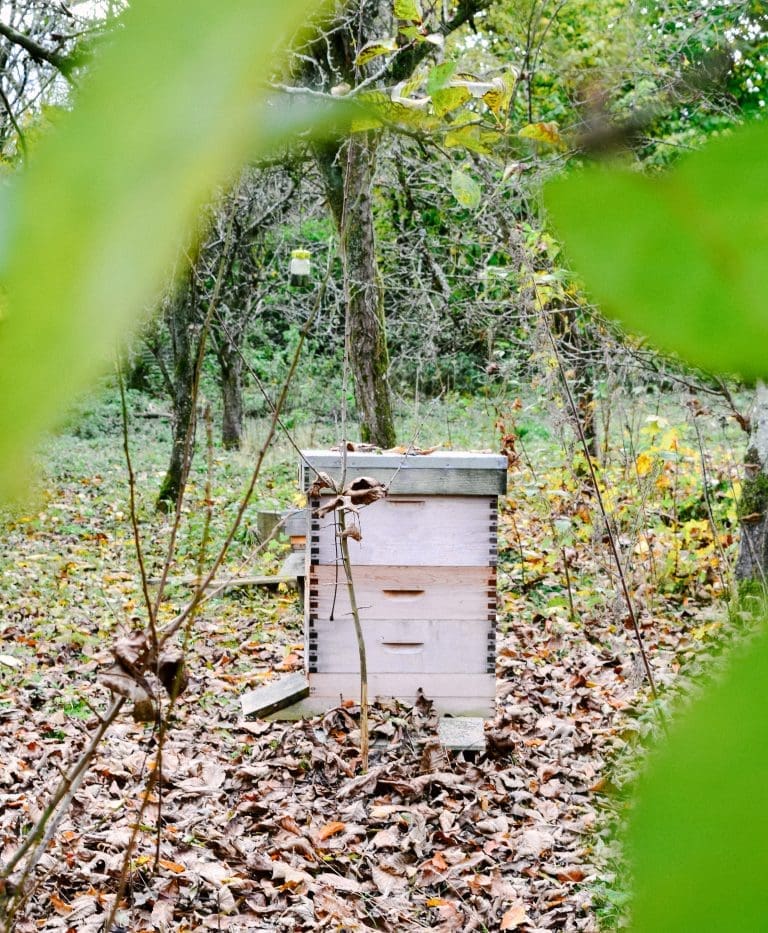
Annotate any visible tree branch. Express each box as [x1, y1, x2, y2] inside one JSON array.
[[0, 19, 75, 80]]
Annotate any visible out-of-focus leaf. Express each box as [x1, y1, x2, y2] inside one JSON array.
[[545, 120, 768, 378], [519, 121, 563, 146], [394, 0, 422, 23], [0, 0, 321, 499], [630, 629, 768, 931], [451, 168, 482, 209], [355, 37, 398, 66]]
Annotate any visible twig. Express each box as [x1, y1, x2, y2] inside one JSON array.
[[117, 363, 157, 650], [539, 303, 661, 705], [691, 411, 731, 596], [337, 509, 369, 770], [1, 698, 125, 927]]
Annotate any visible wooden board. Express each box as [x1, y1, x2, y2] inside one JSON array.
[[241, 673, 310, 719], [306, 618, 495, 674], [301, 450, 507, 497], [309, 496, 498, 567], [438, 717, 486, 751], [308, 565, 496, 622], [284, 508, 307, 536], [308, 671, 495, 701], [149, 573, 296, 592], [269, 695, 495, 718]]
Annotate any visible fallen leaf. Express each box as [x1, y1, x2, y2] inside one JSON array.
[[501, 899, 529, 929], [317, 820, 346, 841]]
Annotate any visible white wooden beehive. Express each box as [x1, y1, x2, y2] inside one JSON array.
[[300, 450, 506, 716]]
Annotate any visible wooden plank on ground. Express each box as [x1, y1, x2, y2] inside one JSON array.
[[241, 672, 310, 719], [438, 717, 486, 751], [148, 573, 297, 592]]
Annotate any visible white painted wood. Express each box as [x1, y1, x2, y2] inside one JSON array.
[[307, 619, 493, 674], [301, 450, 506, 496], [309, 565, 495, 621], [311, 495, 497, 566], [302, 449, 507, 471], [308, 671, 495, 704], [270, 695, 495, 718]]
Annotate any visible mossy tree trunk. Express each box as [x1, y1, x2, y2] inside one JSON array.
[[219, 349, 244, 450], [316, 135, 397, 449], [156, 275, 199, 511], [736, 383, 768, 590]]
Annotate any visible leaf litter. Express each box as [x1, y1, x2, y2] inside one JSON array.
[[0, 408, 745, 930]]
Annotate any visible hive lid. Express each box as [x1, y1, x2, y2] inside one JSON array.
[[300, 449, 507, 496]]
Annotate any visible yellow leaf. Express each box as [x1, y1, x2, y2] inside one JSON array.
[[355, 38, 398, 66], [519, 121, 563, 147], [636, 452, 653, 477], [482, 74, 514, 120], [431, 86, 470, 117], [394, 0, 422, 22]]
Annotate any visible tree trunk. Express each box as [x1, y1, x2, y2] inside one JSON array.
[[736, 383, 768, 592], [316, 136, 396, 448], [156, 282, 198, 511], [219, 351, 244, 450]]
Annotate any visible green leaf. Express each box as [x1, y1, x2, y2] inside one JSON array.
[[432, 86, 471, 117], [630, 629, 768, 931], [394, 0, 422, 23], [0, 0, 320, 499], [544, 121, 768, 378], [355, 37, 398, 66], [426, 61, 457, 95], [451, 168, 482, 209]]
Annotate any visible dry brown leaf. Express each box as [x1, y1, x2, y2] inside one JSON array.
[[515, 828, 554, 859], [500, 900, 529, 930], [372, 864, 408, 896], [49, 892, 72, 916], [158, 858, 187, 874], [317, 820, 346, 841], [315, 872, 362, 893], [308, 471, 336, 497]]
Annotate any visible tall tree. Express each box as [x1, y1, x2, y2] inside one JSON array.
[[294, 0, 495, 446]]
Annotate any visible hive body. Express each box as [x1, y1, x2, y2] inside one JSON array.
[[301, 450, 507, 716]]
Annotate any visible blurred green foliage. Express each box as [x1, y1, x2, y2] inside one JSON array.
[[546, 98, 768, 933], [0, 0, 319, 500]]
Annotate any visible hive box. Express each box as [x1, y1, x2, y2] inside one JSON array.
[[300, 450, 506, 716]]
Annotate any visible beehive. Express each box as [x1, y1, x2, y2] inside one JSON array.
[[300, 450, 507, 716]]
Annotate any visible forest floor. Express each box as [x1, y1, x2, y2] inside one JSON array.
[[0, 388, 749, 931]]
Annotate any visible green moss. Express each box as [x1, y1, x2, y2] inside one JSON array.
[[737, 470, 768, 520]]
